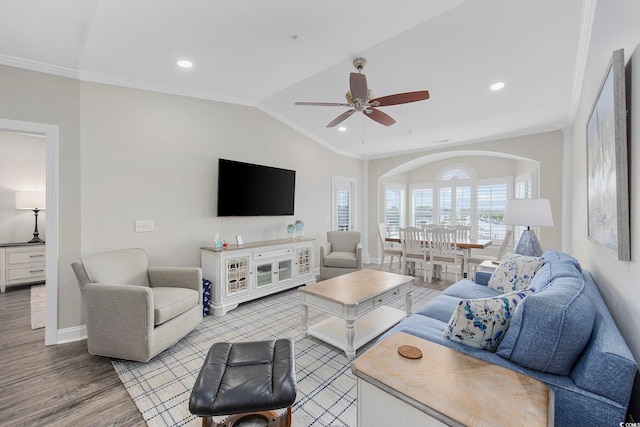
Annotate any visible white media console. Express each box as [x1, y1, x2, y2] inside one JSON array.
[[201, 237, 316, 316]]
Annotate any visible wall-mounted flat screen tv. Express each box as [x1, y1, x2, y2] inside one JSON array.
[[217, 158, 296, 216]]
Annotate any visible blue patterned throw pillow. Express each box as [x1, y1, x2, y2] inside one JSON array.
[[444, 288, 535, 352], [488, 252, 543, 293]]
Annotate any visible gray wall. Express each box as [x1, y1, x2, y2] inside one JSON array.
[[0, 65, 82, 329], [0, 64, 362, 330], [570, 0, 640, 415]]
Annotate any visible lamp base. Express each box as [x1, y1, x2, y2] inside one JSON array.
[[28, 208, 45, 244], [513, 229, 543, 257]]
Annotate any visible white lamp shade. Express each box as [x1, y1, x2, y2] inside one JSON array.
[[15, 191, 46, 210], [502, 198, 553, 227]]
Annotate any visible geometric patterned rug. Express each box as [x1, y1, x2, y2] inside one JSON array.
[[112, 285, 440, 427]]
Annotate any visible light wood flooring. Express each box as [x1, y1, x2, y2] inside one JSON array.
[[0, 284, 145, 426], [0, 265, 453, 427]]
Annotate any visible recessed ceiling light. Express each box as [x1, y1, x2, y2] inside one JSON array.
[[177, 60, 193, 68], [490, 82, 505, 91], [338, 126, 347, 132]]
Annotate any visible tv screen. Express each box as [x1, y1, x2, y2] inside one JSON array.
[[217, 159, 296, 216]]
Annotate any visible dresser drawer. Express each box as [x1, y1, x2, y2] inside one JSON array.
[[254, 247, 293, 260], [7, 248, 46, 266], [6, 265, 46, 283]]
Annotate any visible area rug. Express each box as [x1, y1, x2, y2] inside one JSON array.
[[30, 284, 46, 330], [112, 285, 440, 427]]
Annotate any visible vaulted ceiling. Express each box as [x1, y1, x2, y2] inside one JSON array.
[[0, 0, 586, 158]]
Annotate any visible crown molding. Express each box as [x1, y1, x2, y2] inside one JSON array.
[[0, 53, 258, 107], [570, 0, 597, 121]]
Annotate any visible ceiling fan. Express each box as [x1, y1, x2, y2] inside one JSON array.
[[295, 58, 430, 128]]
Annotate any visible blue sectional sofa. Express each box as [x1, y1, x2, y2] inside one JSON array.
[[381, 250, 637, 426]]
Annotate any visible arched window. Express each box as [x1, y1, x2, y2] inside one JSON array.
[[440, 167, 471, 181], [408, 164, 512, 241], [436, 165, 475, 226]]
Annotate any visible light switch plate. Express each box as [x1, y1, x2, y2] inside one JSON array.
[[135, 220, 154, 233]]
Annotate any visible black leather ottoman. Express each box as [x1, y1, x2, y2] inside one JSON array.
[[189, 339, 297, 427]]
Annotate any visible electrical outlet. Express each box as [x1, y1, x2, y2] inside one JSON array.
[[135, 220, 154, 233]]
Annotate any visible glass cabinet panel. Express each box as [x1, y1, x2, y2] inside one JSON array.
[[278, 259, 292, 281], [256, 262, 273, 287]]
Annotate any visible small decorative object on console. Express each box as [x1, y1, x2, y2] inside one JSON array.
[[287, 224, 295, 239], [295, 220, 304, 238]]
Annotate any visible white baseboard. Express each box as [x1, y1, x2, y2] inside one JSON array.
[[57, 325, 87, 344]]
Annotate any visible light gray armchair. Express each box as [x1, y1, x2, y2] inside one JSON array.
[[71, 248, 202, 362], [319, 231, 362, 280]]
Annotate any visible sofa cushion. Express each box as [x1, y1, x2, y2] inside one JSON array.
[[496, 277, 595, 375], [415, 295, 464, 323], [327, 231, 360, 253], [443, 288, 535, 352], [82, 248, 150, 286], [323, 251, 358, 268], [443, 279, 500, 300], [488, 252, 543, 293], [152, 287, 199, 326], [529, 260, 582, 292], [541, 249, 582, 271]]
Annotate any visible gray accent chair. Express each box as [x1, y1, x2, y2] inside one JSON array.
[[319, 231, 362, 280], [71, 248, 202, 362]]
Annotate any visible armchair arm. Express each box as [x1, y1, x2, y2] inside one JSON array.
[[356, 242, 363, 269], [83, 283, 154, 340], [149, 266, 203, 304], [475, 271, 492, 286], [320, 242, 332, 260]]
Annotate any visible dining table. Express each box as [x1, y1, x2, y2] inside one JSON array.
[[385, 236, 492, 278]]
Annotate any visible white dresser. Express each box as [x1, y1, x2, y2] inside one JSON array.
[[201, 238, 316, 316], [0, 243, 46, 293]]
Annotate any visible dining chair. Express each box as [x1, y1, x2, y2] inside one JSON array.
[[400, 227, 428, 282], [450, 225, 471, 275], [377, 223, 402, 271], [467, 228, 513, 278], [427, 227, 463, 283], [451, 225, 471, 240]]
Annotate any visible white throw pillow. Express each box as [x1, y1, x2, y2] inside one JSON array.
[[488, 252, 543, 293], [443, 288, 535, 352]]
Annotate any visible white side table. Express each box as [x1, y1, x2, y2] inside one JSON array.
[[478, 259, 500, 273]]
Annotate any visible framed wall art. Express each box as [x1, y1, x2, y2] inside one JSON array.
[[586, 48, 630, 260]]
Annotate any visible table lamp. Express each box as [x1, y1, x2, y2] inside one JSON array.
[[502, 198, 553, 257], [15, 191, 46, 243]]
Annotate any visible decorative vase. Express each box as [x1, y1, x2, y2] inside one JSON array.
[[295, 220, 304, 238], [287, 224, 295, 239]]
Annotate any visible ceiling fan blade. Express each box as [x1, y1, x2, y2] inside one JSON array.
[[326, 110, 355, 128], [295, 101, 351, 107], [349, 72, 368, 101], [370, 90, 430, 107], [365, 108, 396, 126]]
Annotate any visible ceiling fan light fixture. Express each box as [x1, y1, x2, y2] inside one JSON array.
[[295, 58, 429, 128], [338, 126, 347, 132], [177, 60, 193, 68], [490, 82, 505, 91]]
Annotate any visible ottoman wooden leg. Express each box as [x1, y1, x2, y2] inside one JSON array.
[[203, 408, 291, 427]]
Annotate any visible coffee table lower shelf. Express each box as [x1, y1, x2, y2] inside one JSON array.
[[306, 306, 405, 356]]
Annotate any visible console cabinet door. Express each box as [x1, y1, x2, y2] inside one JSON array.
[[224, 256, 249, 297], [296, 245, 313, 278]]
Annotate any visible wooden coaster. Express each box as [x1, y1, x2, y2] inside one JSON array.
[[398, 345, 423, 359]]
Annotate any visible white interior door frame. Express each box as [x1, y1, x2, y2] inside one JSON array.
[[0, 118, 58, 345]]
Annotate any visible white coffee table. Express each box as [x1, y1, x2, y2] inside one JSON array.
[[299, 269, 414, 358]]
